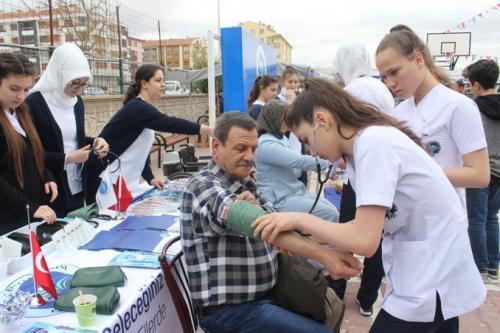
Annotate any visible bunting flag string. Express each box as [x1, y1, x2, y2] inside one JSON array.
[[446, 2, 500, 32]]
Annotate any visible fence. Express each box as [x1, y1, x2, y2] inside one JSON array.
[[0, 0, 199, 95]]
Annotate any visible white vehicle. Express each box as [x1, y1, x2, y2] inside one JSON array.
[[165, 80, 182, 94]]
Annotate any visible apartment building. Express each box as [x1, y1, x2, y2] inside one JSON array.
[[143, 37, 206, 70], [240, 20, 292, 63], [0, 6, 142, 92]]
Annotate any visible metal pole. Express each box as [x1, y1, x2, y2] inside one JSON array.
[[158, 21, 164, 69], [217, 0, 220, 35], [48, 0, 54, 57], [116, 6, 123, 94], [207, 30, 216, 131]]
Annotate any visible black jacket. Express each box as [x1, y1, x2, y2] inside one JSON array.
[[85, 97, 200, 202], [0, 129, 53, 234], [25, 92, 94, 217]]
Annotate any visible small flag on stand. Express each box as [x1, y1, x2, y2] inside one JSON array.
[[109, 175, 133, 212], [96, 167, 117, 211], [30, 231, 58, 303]]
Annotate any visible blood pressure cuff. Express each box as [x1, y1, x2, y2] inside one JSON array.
[[55, 286, 120, 315], [70, 266, 126, 288], [226, 200, 268, 239], [66, 202, 99, 220]]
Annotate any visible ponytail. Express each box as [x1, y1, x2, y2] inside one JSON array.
[[123, 81, 141, 105]]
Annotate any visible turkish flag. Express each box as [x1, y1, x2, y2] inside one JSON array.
[[30, 231, 58, 300], [109, 175, 133, 212]]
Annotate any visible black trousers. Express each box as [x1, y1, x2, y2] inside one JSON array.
[[329, 181, 384, 309], [369, 294, 459, 333]]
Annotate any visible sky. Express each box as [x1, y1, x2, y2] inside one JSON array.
[[120, 0, 500, 72]]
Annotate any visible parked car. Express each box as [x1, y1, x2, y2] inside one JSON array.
[[84, 86, 105, 96], [165, 80, 182, 94]]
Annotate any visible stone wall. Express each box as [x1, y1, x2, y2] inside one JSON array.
[[83, 94, 209, 137]]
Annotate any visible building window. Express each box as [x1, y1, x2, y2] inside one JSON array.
[[0, 37, 4, 43], [0, 25, 4, 32], [10, 23, 17, 31], [21, 35, 35, 44]]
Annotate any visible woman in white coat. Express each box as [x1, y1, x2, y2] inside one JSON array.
[[330, 42, 395, 316], [253, 78, 485, 333]]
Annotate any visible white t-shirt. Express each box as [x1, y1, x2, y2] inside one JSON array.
[[394, 84, 487, 209], [44, 93, 82, 195], [346, 126, 485, 322]]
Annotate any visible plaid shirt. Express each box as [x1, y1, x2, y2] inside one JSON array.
[[180, 161, 278, 309]]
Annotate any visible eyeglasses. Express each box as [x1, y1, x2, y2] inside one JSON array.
[[68, 79, 89, 88]]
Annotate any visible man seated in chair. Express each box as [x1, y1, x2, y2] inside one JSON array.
[[180, 112, 361, 333]]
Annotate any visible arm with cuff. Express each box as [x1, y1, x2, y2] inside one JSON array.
[[225, 200, 362, 279]]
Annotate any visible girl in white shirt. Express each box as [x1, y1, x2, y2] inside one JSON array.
[[253, 78, 485, 333], [375, 29, 490, 210]]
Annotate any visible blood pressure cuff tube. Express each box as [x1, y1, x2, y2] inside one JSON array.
[[225, 200, 268, 239]]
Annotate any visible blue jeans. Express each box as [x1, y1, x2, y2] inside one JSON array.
[[466, 179, 500, 273], [198, 297, 331, 333]]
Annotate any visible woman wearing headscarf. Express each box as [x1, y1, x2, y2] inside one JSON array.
[[25, 43, 108, 217], [255, 100, 338, 221], [334, 42, 395, 113]]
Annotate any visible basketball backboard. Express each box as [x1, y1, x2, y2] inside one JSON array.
[[426, 32, 471, 57]]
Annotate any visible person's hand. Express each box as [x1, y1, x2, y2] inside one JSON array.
[[92, 137, 108, 158], [200, 125, 213, 137], [274, 245, 295, 257], [252, 212, 306, 242], [44, 181, 58, 203], [34, 205, 57, 223], [286, 89, 296, 103], [150, 178, 166, 189], [322, 248, 363, 280], [236, 191, 257, 205], [66, 144, 91, 164]]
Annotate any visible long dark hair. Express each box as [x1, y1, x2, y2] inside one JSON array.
[[285, 78, 422, 147], [0, 53, 44, 187], [378, 26, 453, 87], [247, 75, 279, 109], [124, 64, 163, 104]]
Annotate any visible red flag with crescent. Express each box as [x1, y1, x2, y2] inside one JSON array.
[[30, 231, 58, 300]]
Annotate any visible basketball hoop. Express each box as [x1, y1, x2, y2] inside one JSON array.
[[444, 52, 455, 60]]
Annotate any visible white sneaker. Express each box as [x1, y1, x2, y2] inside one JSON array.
[[355, 299, 373, 317]]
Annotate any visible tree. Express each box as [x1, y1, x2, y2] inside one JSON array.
[[21, 0, 112, 53]]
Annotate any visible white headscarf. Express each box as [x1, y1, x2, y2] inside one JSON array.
[[334, 42, 394, 114], [333, 42, 372, 85], [30, 43, 92, 108]]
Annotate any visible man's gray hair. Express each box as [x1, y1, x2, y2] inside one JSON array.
[[214, 112, 257, 144]]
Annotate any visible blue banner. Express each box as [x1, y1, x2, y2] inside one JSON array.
[[221, 27, 277, 113]]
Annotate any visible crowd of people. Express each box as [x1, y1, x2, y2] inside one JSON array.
[[0, 43, 211, 233], [1, 22, 499, 332]]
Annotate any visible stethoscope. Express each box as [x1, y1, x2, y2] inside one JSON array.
[[308, 158, 339, 214], [307, 122, 340, 214]]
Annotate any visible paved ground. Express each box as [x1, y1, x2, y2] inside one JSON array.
[[150, 144, 500, 332], [340, 278, 500, 333]]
